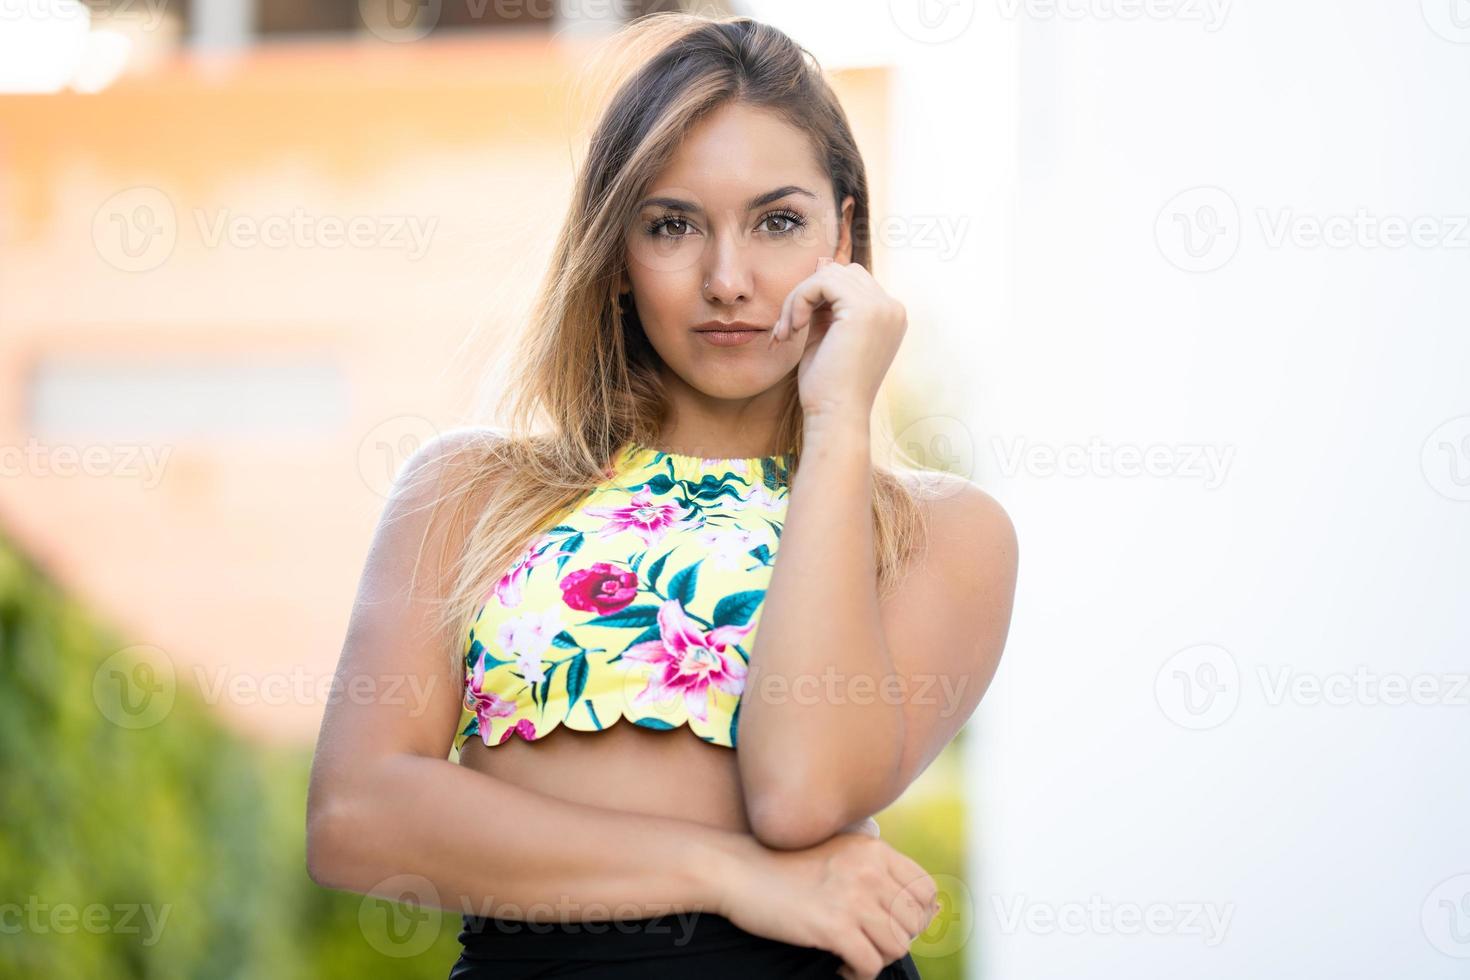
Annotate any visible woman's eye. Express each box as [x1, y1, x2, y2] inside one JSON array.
[[760, 211, 805, 235], [650, 216, 692, 238]]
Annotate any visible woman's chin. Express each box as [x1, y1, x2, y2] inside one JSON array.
[[684, 367, 783, 400]]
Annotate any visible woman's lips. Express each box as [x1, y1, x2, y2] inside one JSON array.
[[695, 328, 766, 347]]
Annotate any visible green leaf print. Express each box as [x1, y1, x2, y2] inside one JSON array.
[[565, 653, 588, 707], [469, 634, 515, 670], [625, 624, 662, 649], [729, 697, 741, 748], [636, 473, 678, 496], [551, 630, 579, 649], [632, 717, 675, 730], [761, 456, 790, 492], [554, 532, 585, 575], [685, 473, 751, 504], [535, 661, 561, 716], [645, 551, 670, 591], [712, 590, 764, 628], [668, 559, 702, 607], [583, 603, 662, 628]]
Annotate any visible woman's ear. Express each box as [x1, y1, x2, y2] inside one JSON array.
[[836, 194, 855, 264]]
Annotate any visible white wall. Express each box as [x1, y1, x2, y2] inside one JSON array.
[[968, 1, 1470, 977]]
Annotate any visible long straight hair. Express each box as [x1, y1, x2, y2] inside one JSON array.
[[407, 12, 928, 672]]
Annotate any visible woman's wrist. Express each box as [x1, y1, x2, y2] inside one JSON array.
[[802, 401, 871, 436], [687, 826, 763, 917], [801, 407, 872, 462]]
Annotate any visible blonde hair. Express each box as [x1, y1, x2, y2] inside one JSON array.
[[407, 12, 930, 673]]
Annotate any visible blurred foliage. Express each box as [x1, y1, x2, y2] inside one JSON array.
[[0, 535, 970, 978], [0, 538, 463, 979], [877, 737, 971, 980]]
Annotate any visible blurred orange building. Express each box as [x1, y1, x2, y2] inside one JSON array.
[[0, 26, 893, 745]]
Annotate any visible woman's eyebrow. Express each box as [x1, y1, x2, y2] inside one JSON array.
[[636, 185, 817, 214]]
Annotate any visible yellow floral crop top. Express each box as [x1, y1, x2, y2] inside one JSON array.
[[451, 439, 794, 755]]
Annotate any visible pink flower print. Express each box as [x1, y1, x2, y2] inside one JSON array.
[[465, 657, 519, 746], [496, 608, 562, 684], [560, 562, 639, 614], [694, 525, 761, 571], [737, 484, 784, 512], [621, 599, 751, 723], [495, 533, 572, 608], [583, 487, 694, 550], [498, 718, 537, 744]]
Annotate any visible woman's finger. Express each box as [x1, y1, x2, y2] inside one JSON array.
[[769, 258, 839, 348], [779, 267, 838, 343]]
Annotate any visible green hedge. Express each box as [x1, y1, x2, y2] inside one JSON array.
[[0, 539, 465, 979]]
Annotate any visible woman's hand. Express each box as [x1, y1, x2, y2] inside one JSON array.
[[767, 255, 908, 421], [714, 827, 937, 980]]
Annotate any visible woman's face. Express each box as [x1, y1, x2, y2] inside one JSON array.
[[621, 101, 854, 400]]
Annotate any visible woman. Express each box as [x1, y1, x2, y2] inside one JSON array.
[[306, 12, 1017, 980]]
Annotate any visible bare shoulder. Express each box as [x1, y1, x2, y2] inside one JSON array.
[[368, 425, 511, 593], [899, 470, 1017, 558], [896, 468, 1019, 580], [394, 425, 507, 494]]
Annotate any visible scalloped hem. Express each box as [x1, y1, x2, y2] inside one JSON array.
[[455, 707, 737, 754]]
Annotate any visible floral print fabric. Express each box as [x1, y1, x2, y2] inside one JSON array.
[[452, 441, 794, 754]]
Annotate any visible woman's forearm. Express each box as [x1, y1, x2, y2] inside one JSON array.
[[307, 752, 752, 922]]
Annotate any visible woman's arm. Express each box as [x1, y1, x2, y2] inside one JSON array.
[[743, 257, 1018, 849], [306, 429, 741, 918], [308, 750, 747, 918]]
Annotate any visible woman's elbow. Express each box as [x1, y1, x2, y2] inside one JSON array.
[[305, 787, 364, 889], [745, 790, 843, 851]]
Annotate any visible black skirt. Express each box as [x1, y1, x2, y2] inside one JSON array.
[[448, 909, 923, 979]]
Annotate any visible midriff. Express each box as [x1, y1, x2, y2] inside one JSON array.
[[456, 719, 754, 833]]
